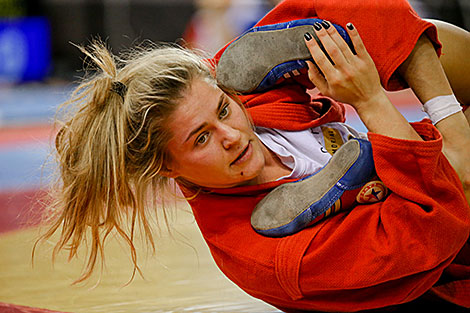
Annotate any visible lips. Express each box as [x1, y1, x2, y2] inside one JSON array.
[[231, 142, 251, 166]]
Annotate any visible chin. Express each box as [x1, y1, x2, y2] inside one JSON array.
[[236, 167, 264, 186]]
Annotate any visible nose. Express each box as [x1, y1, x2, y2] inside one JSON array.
[[219, 123, 241, 150]]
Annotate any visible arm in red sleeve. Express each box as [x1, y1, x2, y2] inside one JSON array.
[[293, 122, 470, 311], [186, 122, 470, 312]]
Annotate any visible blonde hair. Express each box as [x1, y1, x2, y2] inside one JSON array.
[[35, 40, 215, 283]]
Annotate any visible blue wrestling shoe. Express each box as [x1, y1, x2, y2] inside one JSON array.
[[251, 138, 387, 237], [216, 18, 353, 93]]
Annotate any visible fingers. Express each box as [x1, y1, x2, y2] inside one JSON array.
[[305, 22, 352, 74], [304, 29, 335, 76], [322, 21, 356, 62], [345, 23, 368, 58], [305, 60, 327, 91], [313, 22, 351, 68]]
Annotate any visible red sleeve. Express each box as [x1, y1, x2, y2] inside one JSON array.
[[293, 122, 470, 311], [245, 92, 346, 131], [186, 122, 470, 312]]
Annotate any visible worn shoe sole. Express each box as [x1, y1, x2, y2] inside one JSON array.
[[251, 139, 376, 237], [216, 19, 352, 93]]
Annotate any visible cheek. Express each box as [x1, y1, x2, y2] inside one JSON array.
[[253, 147, 266, 169], [182, 149, 224, 171]]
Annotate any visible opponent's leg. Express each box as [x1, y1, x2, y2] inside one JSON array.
[[430, 19, 470, 124], [251, 138, 378, 237], [216, 19, 351, 93]]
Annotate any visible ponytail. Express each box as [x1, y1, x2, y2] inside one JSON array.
[[35, 40, 212, 283]]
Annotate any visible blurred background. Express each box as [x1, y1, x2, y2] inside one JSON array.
[[0, 0, 468, 312], [0, 0, 284, 231]]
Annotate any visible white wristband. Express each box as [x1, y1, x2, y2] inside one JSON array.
[[422, 94, 462, 125]]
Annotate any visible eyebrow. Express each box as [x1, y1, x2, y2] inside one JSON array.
[[184, 92, 226, 143]]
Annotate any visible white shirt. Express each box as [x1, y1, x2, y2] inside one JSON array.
[[255, 122, 367, 180]]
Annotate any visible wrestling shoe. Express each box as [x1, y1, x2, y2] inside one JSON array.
[[251, 138, 388, 237], [216, 18, 353, 93]]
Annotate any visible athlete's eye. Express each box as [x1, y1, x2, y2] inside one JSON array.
[[219, 103, 230, 119], [195, 132, 209, 146]]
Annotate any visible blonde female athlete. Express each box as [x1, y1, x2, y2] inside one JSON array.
[[37, 0, 470, 310]]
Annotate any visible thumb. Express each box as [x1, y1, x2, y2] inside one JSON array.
[[306, 60, 327, 91]]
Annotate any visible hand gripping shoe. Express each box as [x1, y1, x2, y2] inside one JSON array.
[[251, 139, 388, 237], [216, 18, 353, 93]]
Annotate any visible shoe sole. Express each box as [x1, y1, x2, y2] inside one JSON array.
[[216, 24, 315, 93], [251, 139, 374, 236]]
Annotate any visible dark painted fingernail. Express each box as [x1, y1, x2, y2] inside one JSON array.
[[321, 20, 330, 29], [313, 22, 322, 31], [347, 23, 354, 30], [304, 32, 312, 41]]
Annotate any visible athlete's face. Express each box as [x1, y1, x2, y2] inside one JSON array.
[[164, 78, 269, 188]]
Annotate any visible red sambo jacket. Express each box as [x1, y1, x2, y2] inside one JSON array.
[[181, 0, 470, 311]]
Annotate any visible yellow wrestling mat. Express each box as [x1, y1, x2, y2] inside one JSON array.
[[0, 203, 279, 313]]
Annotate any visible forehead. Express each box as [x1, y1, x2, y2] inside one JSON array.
[[167, 78, 221, 136], [183, 77, 219, 104], [176, 78, 220, 117]]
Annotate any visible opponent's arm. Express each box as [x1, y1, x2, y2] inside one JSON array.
[[398, 21, 470, 193], [304, 22, 422, 141]]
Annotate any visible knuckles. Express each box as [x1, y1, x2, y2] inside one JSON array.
[[327, 47, 340, 59], [327, 75, 343, 87]]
